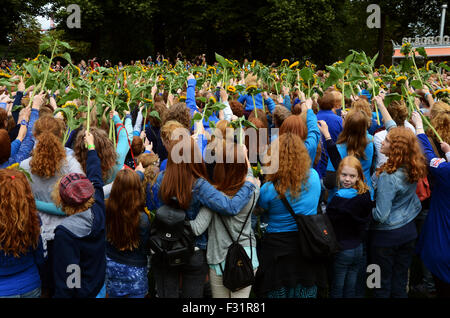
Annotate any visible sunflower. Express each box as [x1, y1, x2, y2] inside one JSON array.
[[207, 66, 216, 74], [281, 59, 289, 65], [426, 60, 433, 71], [179, 95, 186, 102], [62, 101, 78, 109], [162, 59, 169, 64], [124, 88, 131, 103], [74, 65, 81, 76], [289, 61, 299, 69], [305, 60, 311, 67], [143, 98, 153, 103], [32, 54, 40, 61], [395, 76, 407, 82], [0, 72, 11, 78], [227, 85, 236, 93], [209, 96, 217, 104], [251, 60, 256, 68]]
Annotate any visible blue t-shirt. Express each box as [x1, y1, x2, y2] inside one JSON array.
[[258, 168, 321, 233]]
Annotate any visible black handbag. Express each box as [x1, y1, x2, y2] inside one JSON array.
[[276, 189, 341, 260]]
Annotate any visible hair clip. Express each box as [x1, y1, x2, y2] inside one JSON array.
[[11, 175, 15, 180]]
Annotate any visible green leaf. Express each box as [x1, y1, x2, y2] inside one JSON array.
[[415, 47, 428, 59], [192, 112, 203, 122], [410, 79, 423, 90], [58, 40, 72, 50], [39, 43, 51, 53], [343, 52, 354, 67], [299, 67, 314, 82], [149, 110, 160, 121], [384, 93, 402, 107]]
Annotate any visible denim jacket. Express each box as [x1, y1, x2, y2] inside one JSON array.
[[151, 170, 256, 249], [372, 167, 421, 231]]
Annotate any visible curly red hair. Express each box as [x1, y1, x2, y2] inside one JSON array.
[[265, 133, 311, 199], [0, 169, 40, 257], [376, 127, 427, 183]]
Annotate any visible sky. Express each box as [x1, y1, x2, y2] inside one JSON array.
[[36, 15, 52, 30]]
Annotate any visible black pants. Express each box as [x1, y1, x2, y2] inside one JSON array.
[[433, 275, 450, 298]]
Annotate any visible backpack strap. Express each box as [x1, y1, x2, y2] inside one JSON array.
[[217, 193, 256, 273], [274, 188, 300, 221]]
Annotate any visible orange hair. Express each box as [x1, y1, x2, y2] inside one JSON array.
[[106, 169, 145, 251], [265, 133, 311, 199], [337, 109, 370, 160], [0, 169, 40, 257], [376, 127, 427, 183], [336, 156, 369, 194]]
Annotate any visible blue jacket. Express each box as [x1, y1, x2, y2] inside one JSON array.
[[315, 110, 343, 179], [0, 108, 39, 169], [0, 236, 45, 296], [186, 78, 219, 133], [238, 93, 276, 113], [53, 149, 106, 298], [415, 133, 450, 283], [372, 167, 421, 231], [151, 170, 256, 249]]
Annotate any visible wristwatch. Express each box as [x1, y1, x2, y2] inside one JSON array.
[[20, 119, 28, 126]]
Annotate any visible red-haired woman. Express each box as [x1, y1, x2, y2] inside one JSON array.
[[20, 115, 84, 297], [371, 100, 427, 298], [152, 134, 258, 298], [105, 169, 150, 298], [190, 141, 260, 298], [0, 168, 44, 298], [255, 133, 326, 298]]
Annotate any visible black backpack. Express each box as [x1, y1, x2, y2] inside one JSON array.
[[148, 205, 195, 267], [218, 194, 256, 292]]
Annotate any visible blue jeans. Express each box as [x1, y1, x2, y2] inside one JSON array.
[[371, 239, 415, 298], [330, 243, 364, 298], [0, 287, 41, 298]]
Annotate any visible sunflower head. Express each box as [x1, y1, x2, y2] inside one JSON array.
[[426, 60, 433, 71], [179, 95, 186, 102], [227, 85, 236, 93], [251, 60, 256, 68], [281, 59, 289, 66], [62, 102, 78, 109], [289, 61, 299, 69], [124, 88, 131, 103], [209, 96, 217, 104]]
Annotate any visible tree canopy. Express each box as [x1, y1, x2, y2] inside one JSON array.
[[2, 0, 450, 66]]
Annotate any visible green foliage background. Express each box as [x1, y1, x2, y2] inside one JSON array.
[[2, 0, 450, 66]]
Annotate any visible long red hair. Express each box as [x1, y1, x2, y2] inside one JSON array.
[[106, 169, 145, 251], [213, 141, 248, 196], [0, 169, 40, 257], [376, 127, 427, 183], [160, 136, 208, 210], [337, 109, 370, 160]]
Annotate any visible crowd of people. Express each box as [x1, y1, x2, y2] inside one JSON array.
[[0, 54, 449, 299]]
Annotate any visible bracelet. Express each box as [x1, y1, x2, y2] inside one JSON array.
[[20, 120, 28, 126], [87, 144, 96, 150], [416, 126, 423, 130]]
